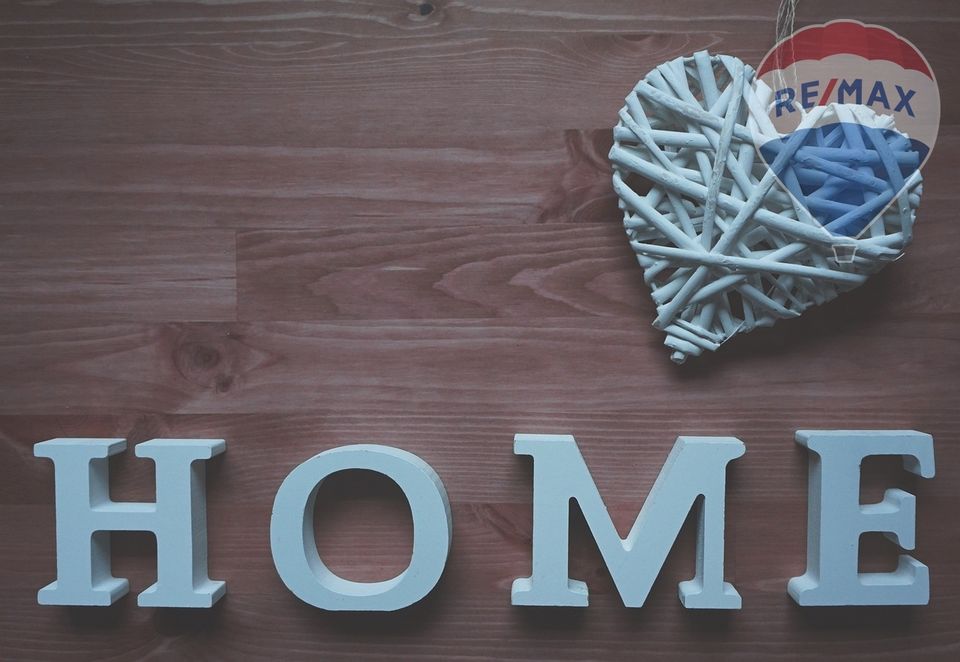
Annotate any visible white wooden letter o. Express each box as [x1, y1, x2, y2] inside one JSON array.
[[270, 445, 452, 611]]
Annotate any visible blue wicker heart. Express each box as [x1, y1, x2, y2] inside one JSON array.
[[609, 52, 921, 363]]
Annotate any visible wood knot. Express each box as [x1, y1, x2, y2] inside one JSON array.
[[215, 374, 234, 393], [184, 343, 221, 370], [173, 339, 236, 394]]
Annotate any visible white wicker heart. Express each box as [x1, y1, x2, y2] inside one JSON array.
[[609, 51, 922, 363]]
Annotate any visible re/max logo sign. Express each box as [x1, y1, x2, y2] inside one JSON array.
[[33, 430, 935, 612], [774, 79, 917, 117]]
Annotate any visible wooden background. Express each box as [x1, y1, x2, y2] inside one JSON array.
[[1, 1, 958, 659]]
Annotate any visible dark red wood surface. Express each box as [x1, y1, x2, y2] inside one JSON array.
[[1, 1, 959, 659]]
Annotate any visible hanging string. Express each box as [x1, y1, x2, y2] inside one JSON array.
[[772, 0, 800, 110], [776, 0, 799, 45]]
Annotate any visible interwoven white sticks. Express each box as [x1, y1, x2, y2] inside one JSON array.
[[609, 51, 922, 363]]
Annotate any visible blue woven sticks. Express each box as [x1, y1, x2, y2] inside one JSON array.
[[760, 123, 922, 237], [609, 51, 922, 364]]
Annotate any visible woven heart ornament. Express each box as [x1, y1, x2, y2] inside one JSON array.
[[609, 51, 923, 363]]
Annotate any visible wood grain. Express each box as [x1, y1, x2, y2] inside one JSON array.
[[0, 229, 236, 323], [233, 194, 960, 321], [0, 131, 619, 228], [1, 0, 959, 660]]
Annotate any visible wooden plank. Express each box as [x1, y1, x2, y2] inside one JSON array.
[[0, 309, 957, 416], [0, 131, 617, 228], [234, 194, 960, 320], [237, 220, 644, 321], [0, 2, 957, 156], [0, 229, 236, 323], [1, 0, 955, 46], [1, 498, 958, 660], [2, 586, 956, 661]]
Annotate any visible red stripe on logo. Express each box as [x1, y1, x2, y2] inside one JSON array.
[[757, 20, 933, 79], [819, 78, 838, 105]]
